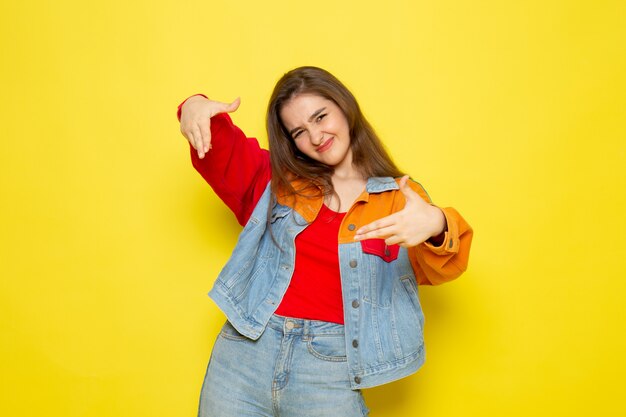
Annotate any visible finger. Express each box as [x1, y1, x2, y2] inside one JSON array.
[[384, 235, 404, 246], [398, 174, 409, 189], [226, 97, 241, 113], [214, 97, 241, 116], [181, 122, 196, 143], [189, 128, 205, 159], [353, 225, 398, 241], [198, 98, 238, 152], [398, 175, 418, 202], [198, 119, 212, 153], [354, 214, 399, 236], [185, 128, 196, 148], [180, 124, 188, 139]]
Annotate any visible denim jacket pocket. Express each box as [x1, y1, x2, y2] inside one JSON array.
[[398, 276, 425, 331], [360, 239, 399, 263]]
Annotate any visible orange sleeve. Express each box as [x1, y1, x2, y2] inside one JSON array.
[[406, 181, 474, 285]]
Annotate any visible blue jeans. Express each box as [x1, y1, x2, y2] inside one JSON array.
[[198, 315, 369, 416]]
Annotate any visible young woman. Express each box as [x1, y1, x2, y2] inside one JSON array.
[[177, 66, 473, 417]]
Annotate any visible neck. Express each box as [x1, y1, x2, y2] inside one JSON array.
[[327, 165, 367, 212], [332, 168, 364, 182], [330, 148, 364, 182]]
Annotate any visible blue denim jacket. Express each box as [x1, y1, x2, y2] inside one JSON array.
[[208, 177, 439, 389]]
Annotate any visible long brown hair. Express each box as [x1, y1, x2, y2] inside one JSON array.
[[266, 66, 404, 199]]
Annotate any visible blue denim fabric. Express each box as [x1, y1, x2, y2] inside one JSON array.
[[208, 177, 426, 389], [198, 316, 369, 417]]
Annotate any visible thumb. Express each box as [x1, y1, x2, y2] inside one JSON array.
[[225, 97, 241, 113], [398, 175, 416, 199], [213, 97, 241, 116], [224, 97, 241, 113]]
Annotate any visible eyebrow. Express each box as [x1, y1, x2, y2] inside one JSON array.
[[288, 107, 327, 137]]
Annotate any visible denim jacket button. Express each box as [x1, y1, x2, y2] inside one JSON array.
[[349, 259, 357, 268], [354, 376, 361, 384], [352, 299, 360, 308], [352, 339, 359, 348]]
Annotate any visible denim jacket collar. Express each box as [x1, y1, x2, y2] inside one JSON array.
[[366, 176, 400, 194]]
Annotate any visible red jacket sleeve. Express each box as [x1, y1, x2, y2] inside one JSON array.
[[178, 97, 271, 225]]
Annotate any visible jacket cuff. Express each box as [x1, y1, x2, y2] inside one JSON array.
[[422, 207, 460, 254]]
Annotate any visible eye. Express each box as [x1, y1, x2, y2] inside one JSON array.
[[316, 113, 327, 122], [292, 130, 303, 139]]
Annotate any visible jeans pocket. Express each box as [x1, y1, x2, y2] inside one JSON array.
[[218, 321, 249, 342], [306, 334, 348, 362]]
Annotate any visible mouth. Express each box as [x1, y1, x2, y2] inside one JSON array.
[[317, 137, 334, 153]]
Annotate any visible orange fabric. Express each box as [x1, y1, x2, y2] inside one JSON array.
[[277, 178, 473, 286]]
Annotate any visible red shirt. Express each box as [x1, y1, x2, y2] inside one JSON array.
[[274, 204, 346, 324]]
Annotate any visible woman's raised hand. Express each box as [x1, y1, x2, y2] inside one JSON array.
[[353, 176, 447, 247], [179, 95, 240, 159]]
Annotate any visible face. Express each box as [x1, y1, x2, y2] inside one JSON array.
[[279, 94, 353, 171]]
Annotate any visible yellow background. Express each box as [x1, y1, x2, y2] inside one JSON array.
[[1, 0, 625, 416]]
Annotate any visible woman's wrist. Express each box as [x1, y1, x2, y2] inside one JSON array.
[[427, 207, 447, 246]]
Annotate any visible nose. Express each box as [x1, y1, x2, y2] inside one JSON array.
[[310, 129, 324, 146]]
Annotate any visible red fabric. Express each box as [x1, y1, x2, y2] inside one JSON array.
[[188, 114, 271, 226], [275, 205, 346, 324], [178, 98, 345, 323], [360, 239, 400, 263]]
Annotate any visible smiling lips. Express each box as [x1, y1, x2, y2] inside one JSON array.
[[317, 137, 334, 153]]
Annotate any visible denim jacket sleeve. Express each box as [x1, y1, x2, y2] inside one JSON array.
[[408, 181, 473, 285], [177, 96, 271, 226]]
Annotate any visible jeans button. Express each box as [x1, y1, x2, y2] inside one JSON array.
[[349, 259, 357, 268], [285, 321, 294, 330], [352, 299, 360, 308]]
